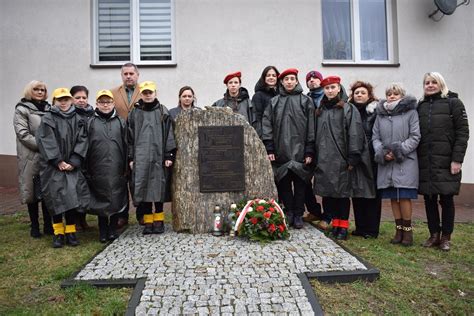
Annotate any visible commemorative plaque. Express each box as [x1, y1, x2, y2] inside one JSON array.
[[198, 126, 245, 192]]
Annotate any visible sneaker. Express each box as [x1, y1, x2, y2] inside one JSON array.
[[303, 213, 321, 223]]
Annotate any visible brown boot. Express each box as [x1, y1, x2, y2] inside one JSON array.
[[390, 219, 403, 244], [439, 234, 451, 251], [401, 220, 413, 247], [423, 232, 440, 248]]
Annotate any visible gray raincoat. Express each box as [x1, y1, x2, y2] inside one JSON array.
[[86, 109, 128, 216], [313, 97, 375, 198], [262, 82, 315, 183], [127, 99, 176, 205], [36, 106, 89, 215]]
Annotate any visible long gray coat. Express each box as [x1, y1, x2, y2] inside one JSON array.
[[314, 98, 375, 198], [261, 83, 315, 183], [127, 100, 176, 205], [13, 99, 50, 204], [86, 110, 128, 216], [37, 106, 89, 215], [372, 96, 420, 190]]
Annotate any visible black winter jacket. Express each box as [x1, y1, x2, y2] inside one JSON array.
[[252, 79, 278, 138], [417, 92, 469, 195]]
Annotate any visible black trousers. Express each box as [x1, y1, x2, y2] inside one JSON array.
[[304, 182, 322, 217], [98, 214, 119, 230], [424, 194, 455, 235], [27, 201, 51, 229], [323, 197, 350, 220], [277, 170, 306, 217], [53, 209, 76, 225], [137, 202, 164, 215], [352, 196, 382, 237]]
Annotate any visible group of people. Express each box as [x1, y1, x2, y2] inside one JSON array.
[[14, 62, 469, 252]]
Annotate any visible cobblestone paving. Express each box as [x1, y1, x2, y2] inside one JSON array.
[[76, 225, 367, 315]]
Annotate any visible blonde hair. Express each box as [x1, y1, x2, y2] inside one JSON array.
[[423, 72, 449, 98], [23, 80, 48, 101], [385, 83, 406, 97]]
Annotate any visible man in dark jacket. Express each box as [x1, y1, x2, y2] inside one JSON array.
[[262, 68, 315, 229]]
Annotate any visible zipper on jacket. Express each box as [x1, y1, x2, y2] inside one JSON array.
[[427, 99, 433, 195]]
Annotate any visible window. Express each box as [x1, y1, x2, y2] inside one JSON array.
[[92, 0, 175, 65], [322, 0, 397, 65]]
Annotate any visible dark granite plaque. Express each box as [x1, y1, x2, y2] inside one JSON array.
[[198, 126, 245, 192]]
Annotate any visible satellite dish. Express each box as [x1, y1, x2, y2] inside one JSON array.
[[429, 0, 470, 20], [434, 0, 458, 15]]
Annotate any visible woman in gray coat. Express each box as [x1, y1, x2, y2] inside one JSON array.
[[13, 80, 53, 238], [372, 83, 420, 246]]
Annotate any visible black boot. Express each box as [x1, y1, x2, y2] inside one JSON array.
[[52, 234, 64, 248], [108, 215, 119, 241], [66, 233, 80, 246], [286, 212, 294, 227], [27, 203, 41, 238], [390, 219, 403, 244], [143, 223, 153, 235], [98, 216, 108, 243], [293, 216, 304, 229], [153, 221, 165, 234]]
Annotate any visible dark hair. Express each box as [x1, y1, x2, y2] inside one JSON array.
[[178, 86, 195, 107], [348, 80, 377, 104], [70, 85, 89, 97], [260, 66, 280, 88]]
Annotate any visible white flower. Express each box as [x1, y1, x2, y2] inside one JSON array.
[[248, 207, 253, 212], [230, 203, 237, 209], [258, 199, 266, 204]]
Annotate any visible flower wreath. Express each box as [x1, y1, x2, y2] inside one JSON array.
[[230, 198, 289, 242]]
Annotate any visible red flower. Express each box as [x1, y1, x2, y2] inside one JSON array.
[[279, 224, 285, 232], [268, 224, 276, 233], [263, 211, 272, 219], [256, 205, 265, 212], [269, 207, 275, 213], [250, 217, 258, 225]]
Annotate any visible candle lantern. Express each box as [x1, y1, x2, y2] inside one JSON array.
[[212, 205, 223, 236]]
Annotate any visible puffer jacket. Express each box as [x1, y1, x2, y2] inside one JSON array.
[[417, 92, 469, 195], [372, 96, 420, 190], [13, 99, 50, 204]]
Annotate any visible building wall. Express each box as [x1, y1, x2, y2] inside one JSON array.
[[1, 0, 473, 184]]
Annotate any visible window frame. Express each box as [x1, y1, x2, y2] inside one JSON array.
[[91, 0, 176, 66], [321, 0, 399, 66]]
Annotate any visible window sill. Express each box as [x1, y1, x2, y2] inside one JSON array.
[[89, 63, 177, 69], [322, 62, 400, 68]]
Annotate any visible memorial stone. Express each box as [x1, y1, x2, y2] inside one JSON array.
[[172, 107, 277, 233]]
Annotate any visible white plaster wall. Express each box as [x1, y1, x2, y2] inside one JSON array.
[[1, 0, 473, 181]]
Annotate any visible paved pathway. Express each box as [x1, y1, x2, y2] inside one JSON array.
[[75, 225, 366, 315]]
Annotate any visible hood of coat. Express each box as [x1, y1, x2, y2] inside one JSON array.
[[136, 98, 161, 111], [75, 104, 94, 116], [376, 95, 417, 116], [223, 87, 250, 102], [16, 98, 51, 112], [94, 108, 118, 120], [279, 82, 304, 96], [50, 104, 77, 118]]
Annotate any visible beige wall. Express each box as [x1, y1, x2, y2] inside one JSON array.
[[1, 0, 473, 181]]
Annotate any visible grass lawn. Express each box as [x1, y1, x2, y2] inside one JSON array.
[[0, 211, 131, 315], [1, 210, 472, 315], [311, 221, 474, 315]]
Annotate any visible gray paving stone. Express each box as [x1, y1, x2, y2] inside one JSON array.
[[75, 224, 367, 314]]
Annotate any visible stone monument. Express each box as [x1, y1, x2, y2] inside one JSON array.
[[172, 107, 277, 233]]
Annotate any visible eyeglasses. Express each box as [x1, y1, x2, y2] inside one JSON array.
[[97, 101, 113, 105], [33, 88, 46, 92]]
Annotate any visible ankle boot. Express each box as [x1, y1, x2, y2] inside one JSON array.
[[439, 233, 451, 251], [98, 217, 108, 243], [52, 234, 64, 248], [390, 219, 403, 244], [143, 223, 153, 235], [66, 233, 80, 246], [152, 221, 165, 234], [108, 215, 119, 240], [401, 220, 413, 246], [423, 232, 440, 248], [336, 228, 348, 240]]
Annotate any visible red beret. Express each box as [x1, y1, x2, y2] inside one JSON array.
[[278, 68, 299, 80], [320, 76, 341, 87], [223, 71, 241, 84]]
